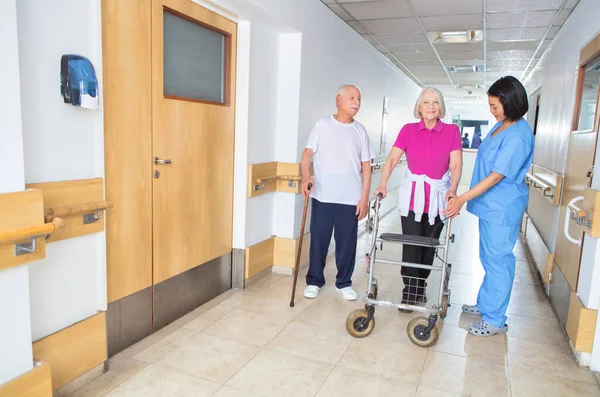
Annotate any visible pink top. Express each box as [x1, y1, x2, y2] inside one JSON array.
[[393, 120, 462, 213]]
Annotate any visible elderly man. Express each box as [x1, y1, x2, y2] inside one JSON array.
[[301, 85, 374, 300]]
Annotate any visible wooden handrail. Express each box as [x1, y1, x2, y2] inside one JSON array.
[[525, 172, 552, 192], [0, 217, 65, 246], [256, 175, 302, 184], [44, 200, 114, 222]]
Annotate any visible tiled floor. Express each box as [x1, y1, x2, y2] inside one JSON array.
[[68, 210, 600, 397]]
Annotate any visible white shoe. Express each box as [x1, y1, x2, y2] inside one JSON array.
[[336, 286, 358, 301], [304, 285, 320, 299]]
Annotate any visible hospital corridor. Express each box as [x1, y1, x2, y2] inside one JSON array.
[[2, 0, 600, 396]]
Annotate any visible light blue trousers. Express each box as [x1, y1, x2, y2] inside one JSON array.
[[476, 219, 520, 327]]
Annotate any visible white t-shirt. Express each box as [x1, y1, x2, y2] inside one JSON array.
[[305, 115, 375, 206]]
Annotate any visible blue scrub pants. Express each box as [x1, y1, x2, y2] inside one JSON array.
[[477, 218, 520, 327], [306, 198, 358, 289]]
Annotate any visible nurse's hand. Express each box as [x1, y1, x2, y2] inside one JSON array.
[[443, 196, 465, 219], [445, 189, 457, 202], [373, 185, 387, 199]]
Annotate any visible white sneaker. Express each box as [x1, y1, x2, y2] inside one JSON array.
[[304, 285, 320, 299], [336, 286, 358, 301]]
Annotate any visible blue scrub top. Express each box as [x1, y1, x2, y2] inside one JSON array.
[[467, 118, 534, 226]]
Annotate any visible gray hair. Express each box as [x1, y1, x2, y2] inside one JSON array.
[[336, 84, 359, 97], [413, 87, 446, 119]]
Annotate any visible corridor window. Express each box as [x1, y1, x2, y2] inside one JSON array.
[[575, 58, 600, 131], [163, 9, 229, 104]]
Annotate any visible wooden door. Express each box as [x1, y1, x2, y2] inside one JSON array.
[[554, 48, 600, 291], [151, 0, 236, 283]]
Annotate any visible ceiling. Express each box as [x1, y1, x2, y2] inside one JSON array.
[[321, 0, 580, 115]]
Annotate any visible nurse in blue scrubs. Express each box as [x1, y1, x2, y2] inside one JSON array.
[[443, 76, 534, 337]]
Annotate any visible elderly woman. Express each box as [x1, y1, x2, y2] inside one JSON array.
[[443, 76, 534, 336], [374, 87, 462, 309]]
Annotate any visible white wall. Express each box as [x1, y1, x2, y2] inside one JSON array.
[[16, 0, 106, 340], [220, 0, 422, 247], [0, 0, 34, 385]]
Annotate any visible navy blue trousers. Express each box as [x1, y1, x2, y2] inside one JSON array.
[[306, 198, 358, 289]]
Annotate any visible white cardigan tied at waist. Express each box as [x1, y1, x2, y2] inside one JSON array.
[[396, 168, 451, 225]]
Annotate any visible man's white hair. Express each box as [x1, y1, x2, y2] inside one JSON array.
[[336, 84, 359, 97]]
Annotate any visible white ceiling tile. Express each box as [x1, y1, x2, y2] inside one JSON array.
[[414, 43, 435, 52], [486, 41, 539, 51], [326, 4, 353, 20], [411, 0, 483, 17], [486, 10, 562, 29], [377, 43, 419, 53], [398, 59, 443, 67], [371, 32, 429, 44], [394, 52, 440, 61], [360, 17, 420, 34], [421, 14, 482, 31], [565, 0, 580, 8], [440, 51, 483, 60], [342, 0, 413, 20], [486, 0, 564, 13], [487, 27, 547, 41], [434, 43, 483, 52], [338, 0, 381, 3], [486, 58, 530, 67], [487, 49, 535, 59], [347, 20, 368, 33], [416, 76, 453, 84], [410, 65, 448, 73]]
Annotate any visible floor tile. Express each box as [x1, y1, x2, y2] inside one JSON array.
[[183, 303, 236, 332], [202, 309, 290, 348], [266, 321, 353, 364], [506, 314, 567, 345], [226, 349, 333, 397], [510, 365, 600, 396], [103, 365, 220, 397], [433, 324, 507, 366], [338, 336, 427, 383], [154, 333, 260, 383], [212, 386, 261, 397], [315, 366, 417, 396], [416, 387, 461, 397], [507, 338, 597, 385], [419, 351, 510, 396]]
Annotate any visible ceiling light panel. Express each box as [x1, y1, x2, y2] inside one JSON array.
[[410, 0, 483, 17], [360, 17, 421, 34], [342, 0, 413, 20]]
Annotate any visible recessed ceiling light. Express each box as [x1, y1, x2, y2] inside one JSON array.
[[428, 30, 482, 44], [445, 65, 486, 73]]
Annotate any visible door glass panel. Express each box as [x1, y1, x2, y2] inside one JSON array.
[[163, 10, 227, 104], [576, 57, 600, 131]]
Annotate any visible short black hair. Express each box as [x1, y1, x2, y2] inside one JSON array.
[[487, 76, 529, 121]]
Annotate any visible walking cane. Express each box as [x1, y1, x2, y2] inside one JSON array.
[[290, 183, 312, 307]]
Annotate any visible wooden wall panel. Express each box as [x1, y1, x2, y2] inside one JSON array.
[[274, 234, 310, 269], [102, 0, 153, 303], [566, 292, 597, 353], [26, 179, 104, 243], [245, 237, 274, 279], [0, 362, 52, 397], [0, 190, 46, 270], [32, 312, 107, 390]]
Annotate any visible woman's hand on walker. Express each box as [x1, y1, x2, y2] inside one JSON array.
[[443, 196, 465, 219], [373, 185, 387, 199], [445, 189, 457, 202]]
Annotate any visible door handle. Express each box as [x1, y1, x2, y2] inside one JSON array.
[[564, 196, 585, 246], [154, 156, 173, 165]]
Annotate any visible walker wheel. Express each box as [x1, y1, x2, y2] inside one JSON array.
[[346, 309, 375, 338], [440, 293, 449, 319], [407, 316, 439, 347]]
